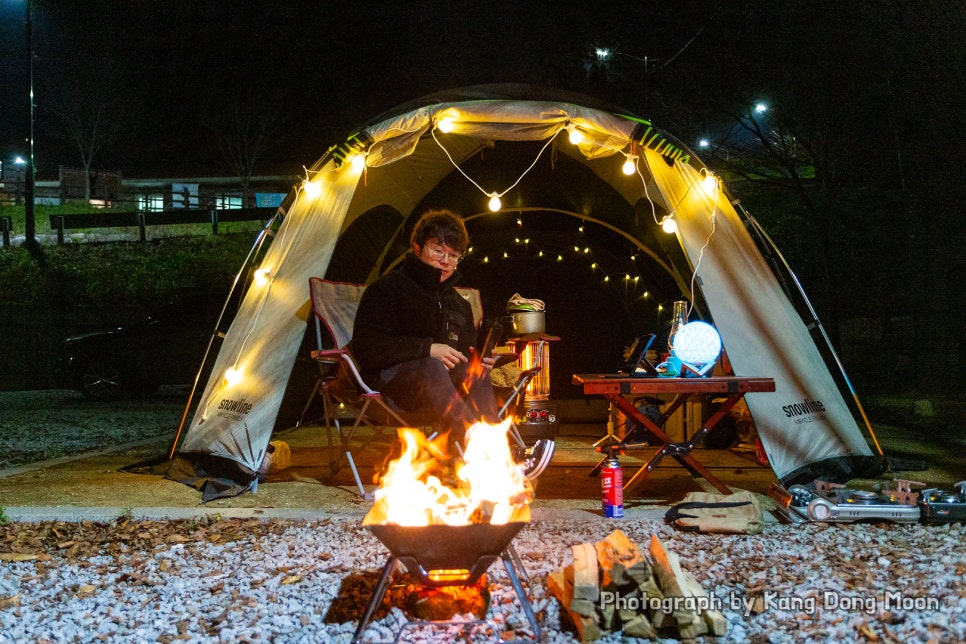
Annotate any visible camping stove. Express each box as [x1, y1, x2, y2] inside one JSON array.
[[352, 522, 540, 642]]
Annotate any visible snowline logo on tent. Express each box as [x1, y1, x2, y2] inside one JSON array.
[[217, 397, 255, 421], [782, 397, 827, 425]]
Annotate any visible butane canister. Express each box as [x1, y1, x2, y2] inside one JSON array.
[[601, 456, 624, 518]]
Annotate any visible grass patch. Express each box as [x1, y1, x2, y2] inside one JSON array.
[[0, 234, 257, 308]]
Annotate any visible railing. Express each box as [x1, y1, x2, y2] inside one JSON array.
[[47, 207, 276, 244]]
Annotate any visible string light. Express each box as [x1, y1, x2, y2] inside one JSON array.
[[224, 366, 243, 385], [567, 123, 584, 144], [302, 180, 321, 199], [700, 168, 718, 193], [350, 153, 367, 171], [253, 268, 272, 285], [661, 216, 678, 234], [622, 154, 637, 175], [437, 116, 455, 133], [488, 193, 502, 212]]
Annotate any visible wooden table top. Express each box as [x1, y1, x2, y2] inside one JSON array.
[[572, 374, 776, 396]]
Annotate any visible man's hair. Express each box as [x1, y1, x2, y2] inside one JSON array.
[[410, 209, 469, 252]]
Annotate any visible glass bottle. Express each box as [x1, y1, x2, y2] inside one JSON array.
[[667, 300, 689, 355]]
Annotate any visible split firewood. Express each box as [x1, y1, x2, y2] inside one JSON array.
[[622, 613, 656, 639], [680, 568, 728, 636], [548, 566, 602, 642], [647, 535, 704, 638], [596, 529, 662, 599], [572, 542, 600, 602]]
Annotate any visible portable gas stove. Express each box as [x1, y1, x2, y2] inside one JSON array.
[[919, 482, 966, 523], [772, 480, 921, 524], [352, 522, 540, 643]]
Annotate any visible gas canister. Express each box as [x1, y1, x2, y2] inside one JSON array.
[[601, 455, 624, 518]]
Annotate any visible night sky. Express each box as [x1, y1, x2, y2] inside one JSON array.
[[2, 1, 958, 181]]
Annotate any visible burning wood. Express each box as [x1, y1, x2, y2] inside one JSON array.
[[364, 420, 532, 527], [549, 530, 728, 641]]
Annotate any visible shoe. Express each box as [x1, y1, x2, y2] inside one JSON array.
[[514, 439, 555, 480]]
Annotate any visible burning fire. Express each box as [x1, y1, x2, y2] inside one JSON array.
[[363, 419, 532, 527]]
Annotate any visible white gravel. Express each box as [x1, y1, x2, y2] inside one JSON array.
[[1, 389, 964, 642], [1, 517, 963, 643]]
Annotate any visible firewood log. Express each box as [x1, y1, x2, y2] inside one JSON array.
[[572, 542, 600, 601], [548, 567, 602, 642], [680, 568, 728, 636], [647, 535, 704, 638]]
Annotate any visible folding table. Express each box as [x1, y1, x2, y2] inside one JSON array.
[[572, 374, 776, 495]]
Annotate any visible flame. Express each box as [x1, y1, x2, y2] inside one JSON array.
[[364, 419, 532, 527]]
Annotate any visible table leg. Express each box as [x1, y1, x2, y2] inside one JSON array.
[[609, 393, 746, 496]]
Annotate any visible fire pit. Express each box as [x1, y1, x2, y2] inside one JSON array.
[[368, 522, 526, 585], [352, 421, 541, 642]]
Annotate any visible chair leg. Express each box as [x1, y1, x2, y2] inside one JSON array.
[[295, 376, 324, 429]]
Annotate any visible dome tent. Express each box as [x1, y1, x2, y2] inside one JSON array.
[[168, 85, 880, 500]]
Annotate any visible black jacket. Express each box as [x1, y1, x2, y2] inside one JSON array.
[[353, 253, 478, 385]]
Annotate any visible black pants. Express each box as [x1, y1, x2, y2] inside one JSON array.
[[376, 356, 499, 441]]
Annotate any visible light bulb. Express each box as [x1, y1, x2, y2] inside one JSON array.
[[253, 268, 271, 285], [302, 180, 321, 198], [622, 155, 637, 175], [350, 153, 366, 171], [702, 172, 718, 193], [225, 367, 243, 385], [437, 117, 455, 133], [568, 126, 584, 145], [662, 216, 678, 234], [488, 193, 502, 212]]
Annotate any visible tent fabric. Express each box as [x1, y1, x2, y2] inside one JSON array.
[[644, 154, 875, 481], [170, 87, 876, 497]]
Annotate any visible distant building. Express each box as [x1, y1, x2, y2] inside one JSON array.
[[0, 166, 298, 211]]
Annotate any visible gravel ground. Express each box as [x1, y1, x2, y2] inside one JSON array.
[[0, 389, 184, 470], [1, 516, 963, 643], [1, 389, 964, 642]]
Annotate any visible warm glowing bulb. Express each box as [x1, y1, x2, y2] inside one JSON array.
[[253, 268, 271, 285], [568, 127, 584, 144], [225, 367, 243, 385], [488, 193, 502, 212], [350, 153, 366, 171], [438, 117, 455, 133], [702, 172, 718, 193], [622, 156, 637, 175], [302, 180, 321, 198], [662, 217, 678, 234]]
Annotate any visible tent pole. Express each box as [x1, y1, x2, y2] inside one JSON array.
[[733, 200, 884, 456], [168, 211, 284, 459]]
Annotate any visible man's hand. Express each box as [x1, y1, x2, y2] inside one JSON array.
[[430, 343, 468, 370]]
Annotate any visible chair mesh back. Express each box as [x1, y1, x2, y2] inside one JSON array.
[[309, 278, 368, 350]]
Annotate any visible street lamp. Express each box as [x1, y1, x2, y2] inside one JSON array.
[[23, 0, 37, 250]]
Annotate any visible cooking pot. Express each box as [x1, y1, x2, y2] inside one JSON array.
[[505, 310, 545, 335]]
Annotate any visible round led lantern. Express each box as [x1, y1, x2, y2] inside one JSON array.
[[672, 321, 722, 376]]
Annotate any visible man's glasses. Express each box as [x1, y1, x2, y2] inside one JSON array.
[[424, 243, 463, 264]]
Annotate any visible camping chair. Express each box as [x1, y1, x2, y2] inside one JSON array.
[[297, 278, 489, 478]]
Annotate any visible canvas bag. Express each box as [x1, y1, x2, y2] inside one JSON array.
[[664, 490, 765, 534]]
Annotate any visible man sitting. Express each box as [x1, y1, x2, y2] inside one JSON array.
[[352, 208, 553, 478]]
